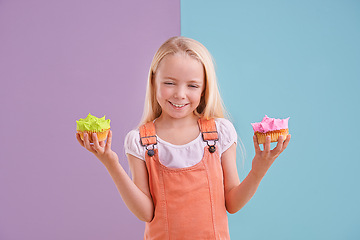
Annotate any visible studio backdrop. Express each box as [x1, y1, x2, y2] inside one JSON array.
[[1, 1, 359, 239]]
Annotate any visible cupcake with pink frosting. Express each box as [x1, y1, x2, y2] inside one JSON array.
[[251, 115, 290, 144]]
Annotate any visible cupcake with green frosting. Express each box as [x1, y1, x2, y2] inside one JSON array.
[[76, 113, 111, 143]]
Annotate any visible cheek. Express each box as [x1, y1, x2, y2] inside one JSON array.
[[156, 85, 171, 101], [193, 89, 203, 101]]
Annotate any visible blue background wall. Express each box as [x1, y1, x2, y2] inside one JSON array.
[[181, 1, 360, 239]]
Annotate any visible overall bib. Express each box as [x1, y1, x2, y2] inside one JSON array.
[[139, 118, 230, 240]]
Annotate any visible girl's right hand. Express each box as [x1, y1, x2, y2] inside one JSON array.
[[251, 134, 291, 179], [76, 130, 119, 167]]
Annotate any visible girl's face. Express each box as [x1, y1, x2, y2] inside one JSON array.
[[154, 53, 205, 121]]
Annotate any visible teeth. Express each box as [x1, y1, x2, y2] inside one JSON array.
[[170, 102, 186, 108]]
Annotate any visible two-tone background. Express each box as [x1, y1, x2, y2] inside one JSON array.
[[1, 1, 359, 239]]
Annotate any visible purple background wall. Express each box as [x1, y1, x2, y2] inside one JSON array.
[[0, 1, 179, 239]]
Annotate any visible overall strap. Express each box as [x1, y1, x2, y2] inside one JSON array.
[[139, 122, 157, 145], [198, 118, 218, 153], [198, 118, 218, 141], [139, 122, 157, 156]]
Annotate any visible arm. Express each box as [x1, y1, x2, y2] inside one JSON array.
[[76, 131, 154, 222], [222, 134, 291, 214]]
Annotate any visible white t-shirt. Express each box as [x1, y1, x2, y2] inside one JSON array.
[[124, 118, 237, 169]]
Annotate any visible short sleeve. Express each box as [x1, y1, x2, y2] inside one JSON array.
[[124, 129, 145, 161], [215, 118, 238, 155]]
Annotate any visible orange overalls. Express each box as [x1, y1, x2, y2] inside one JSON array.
[[139, 118, 230, 240]]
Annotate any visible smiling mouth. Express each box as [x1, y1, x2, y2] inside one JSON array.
[[169, 101, 188, 108]]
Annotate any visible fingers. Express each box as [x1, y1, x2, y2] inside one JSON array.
[[281, 134, 291, 151], [253, 135, 261, 153], [76, 133, 85, 147], [83, 133, 97, 154], [263, 136, 271, 154], [272, 134, 291, 155], [273, 135, 284, 154], [92, 133, 102, 153], [105, 130, 113, 151]]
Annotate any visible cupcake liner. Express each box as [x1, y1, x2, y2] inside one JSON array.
[[78, 129, 110, 143], [255, 129, 289, 144]]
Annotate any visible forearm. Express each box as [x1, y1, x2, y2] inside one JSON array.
[[224, 134, 291, 214], [225, 169, 264, 214], [104, 161, 154, 222]]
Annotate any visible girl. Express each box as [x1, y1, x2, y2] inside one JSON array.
[[76, 36, 291, 239]]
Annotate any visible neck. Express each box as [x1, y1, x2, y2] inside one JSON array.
[[156, 114, 199, 129]]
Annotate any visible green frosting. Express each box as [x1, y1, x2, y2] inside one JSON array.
[[76, 113, 111, 131]]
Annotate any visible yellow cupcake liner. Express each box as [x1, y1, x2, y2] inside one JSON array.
[[77, 129, 110, 143], [255, 129, 289, 144]]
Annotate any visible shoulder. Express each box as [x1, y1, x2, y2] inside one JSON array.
[[124, 128, 140, 144], [214, 118, 237, 154], [124, 128, 145, 160], [215, 118, 237, 136]]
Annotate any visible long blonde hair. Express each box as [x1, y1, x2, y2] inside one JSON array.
[[140, 36, 227, 125]]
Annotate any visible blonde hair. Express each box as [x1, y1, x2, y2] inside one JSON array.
[[140, 36, 227, 125]]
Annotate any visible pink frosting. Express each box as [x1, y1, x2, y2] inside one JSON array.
[[251, 115, 289, 133]]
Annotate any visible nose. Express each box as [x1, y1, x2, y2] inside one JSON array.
[[174, 85, 186, 99]]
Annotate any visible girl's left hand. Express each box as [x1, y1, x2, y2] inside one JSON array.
[[251, 134, 291, 179], [76, 130, 119, 167]]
